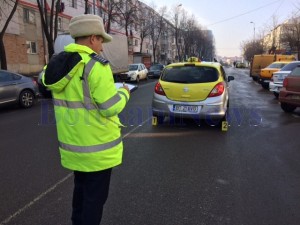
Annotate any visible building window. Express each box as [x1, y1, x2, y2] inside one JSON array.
[[135, 39, 138, 46], [70, 0, 77, 8], [23, 8, 35, 24], [26, 41, 37, 54]]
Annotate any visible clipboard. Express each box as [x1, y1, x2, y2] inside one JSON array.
[[115, 82, 138, 93]]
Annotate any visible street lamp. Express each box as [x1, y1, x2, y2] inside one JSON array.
[[250, 21, 255, 41], [175, 4, 182, 61]]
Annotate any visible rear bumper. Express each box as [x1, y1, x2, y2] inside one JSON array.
[[279, 89, 300, 106], [269, 82, 282, 93]]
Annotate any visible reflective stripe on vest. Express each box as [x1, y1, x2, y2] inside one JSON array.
[[118, 91, 129, 102], [60, 136, 122, 153]]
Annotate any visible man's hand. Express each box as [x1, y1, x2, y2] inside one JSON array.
[[120, 82, 130, 95]]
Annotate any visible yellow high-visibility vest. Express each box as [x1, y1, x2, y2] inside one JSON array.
[[42, 43, 129, 172]]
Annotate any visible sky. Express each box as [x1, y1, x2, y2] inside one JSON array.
[[142, 0, 300, 58]]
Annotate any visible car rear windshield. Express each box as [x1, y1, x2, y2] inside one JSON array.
[[290, 67, 300, 76], [161, 66, 219, 83], [150, 65, 163, 70], [280, 62, 300, 71]]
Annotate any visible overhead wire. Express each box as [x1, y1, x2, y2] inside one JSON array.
[[207, 0, 282, 26]]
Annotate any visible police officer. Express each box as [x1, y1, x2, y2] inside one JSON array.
[[42, 14, 130, 225]]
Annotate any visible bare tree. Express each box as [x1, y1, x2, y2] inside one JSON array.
[[180, 11, 202, 60], [114, 0, 139, 37], [148, 6, 167, 63], [36, 0, 62, 59], [136, 2, 152, 53], [0, 0, 18, 70], [169, 5, 183, 61], [102, 0, 120, 33], [241, 39, 264, 62]]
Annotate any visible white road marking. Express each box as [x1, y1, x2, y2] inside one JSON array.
[[0, 173, 73, 225]]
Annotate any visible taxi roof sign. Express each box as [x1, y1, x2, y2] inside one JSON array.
[[187, 57, 200, 62]]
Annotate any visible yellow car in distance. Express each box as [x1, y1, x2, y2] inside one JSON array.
[[152, 57, 234, 126], [259, 61, 292, 89]]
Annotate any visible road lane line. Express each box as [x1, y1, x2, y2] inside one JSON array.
[[123, 117, 152, 138], [0, 173, 73, 225], [0, 117, 151, 224]]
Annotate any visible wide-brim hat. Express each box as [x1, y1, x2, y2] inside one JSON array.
[[69, 14, 112, 43]]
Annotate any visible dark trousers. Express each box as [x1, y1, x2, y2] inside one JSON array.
[[72, 168, 112, 225]]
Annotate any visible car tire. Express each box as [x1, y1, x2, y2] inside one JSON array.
[[136, 75, 140, 83], [19, 90, 34, 108], [280, 103, 296, 113], [261, 83, 269, 90]]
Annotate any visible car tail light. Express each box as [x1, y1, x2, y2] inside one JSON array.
[[208, 82, 225, 97], [283, 78, 288, 87], [154, 82, 166, 96]]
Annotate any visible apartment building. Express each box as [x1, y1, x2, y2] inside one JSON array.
[[1, 0, 178, 75]]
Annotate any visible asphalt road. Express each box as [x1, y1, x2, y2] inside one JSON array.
[[0, 67, 300, 225]]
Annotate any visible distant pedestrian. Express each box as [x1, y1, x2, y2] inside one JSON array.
[[42, 14, 130, 225]]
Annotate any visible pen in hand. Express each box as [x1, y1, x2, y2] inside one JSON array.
[[122, 82, 130, 94]]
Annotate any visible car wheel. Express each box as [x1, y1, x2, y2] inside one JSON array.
[[19, 90, 34, 108], [280, 103, 296, 113], [273, 92, 279, 99], [136, 75, 140, 83]]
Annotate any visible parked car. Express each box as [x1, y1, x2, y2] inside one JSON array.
[[152, 57, 234, 126], [147, 64, 165, 79], [269, 61, 300, 98], [278, 65, 300, 112], [235, 61, 246, 68], [259, 61, 292, 89], [120, 63, 148, 82], [0, 70, 39, 108]]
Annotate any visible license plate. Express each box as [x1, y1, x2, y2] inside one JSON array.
[[173, 105, 198, 113]]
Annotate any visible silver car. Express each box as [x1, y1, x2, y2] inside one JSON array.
[[269, 61, 300, 98], [0, 70, 39, 108]]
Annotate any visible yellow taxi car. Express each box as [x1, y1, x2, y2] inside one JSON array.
[[152, 57, 234, 125], [259, 61, 292, 89]]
